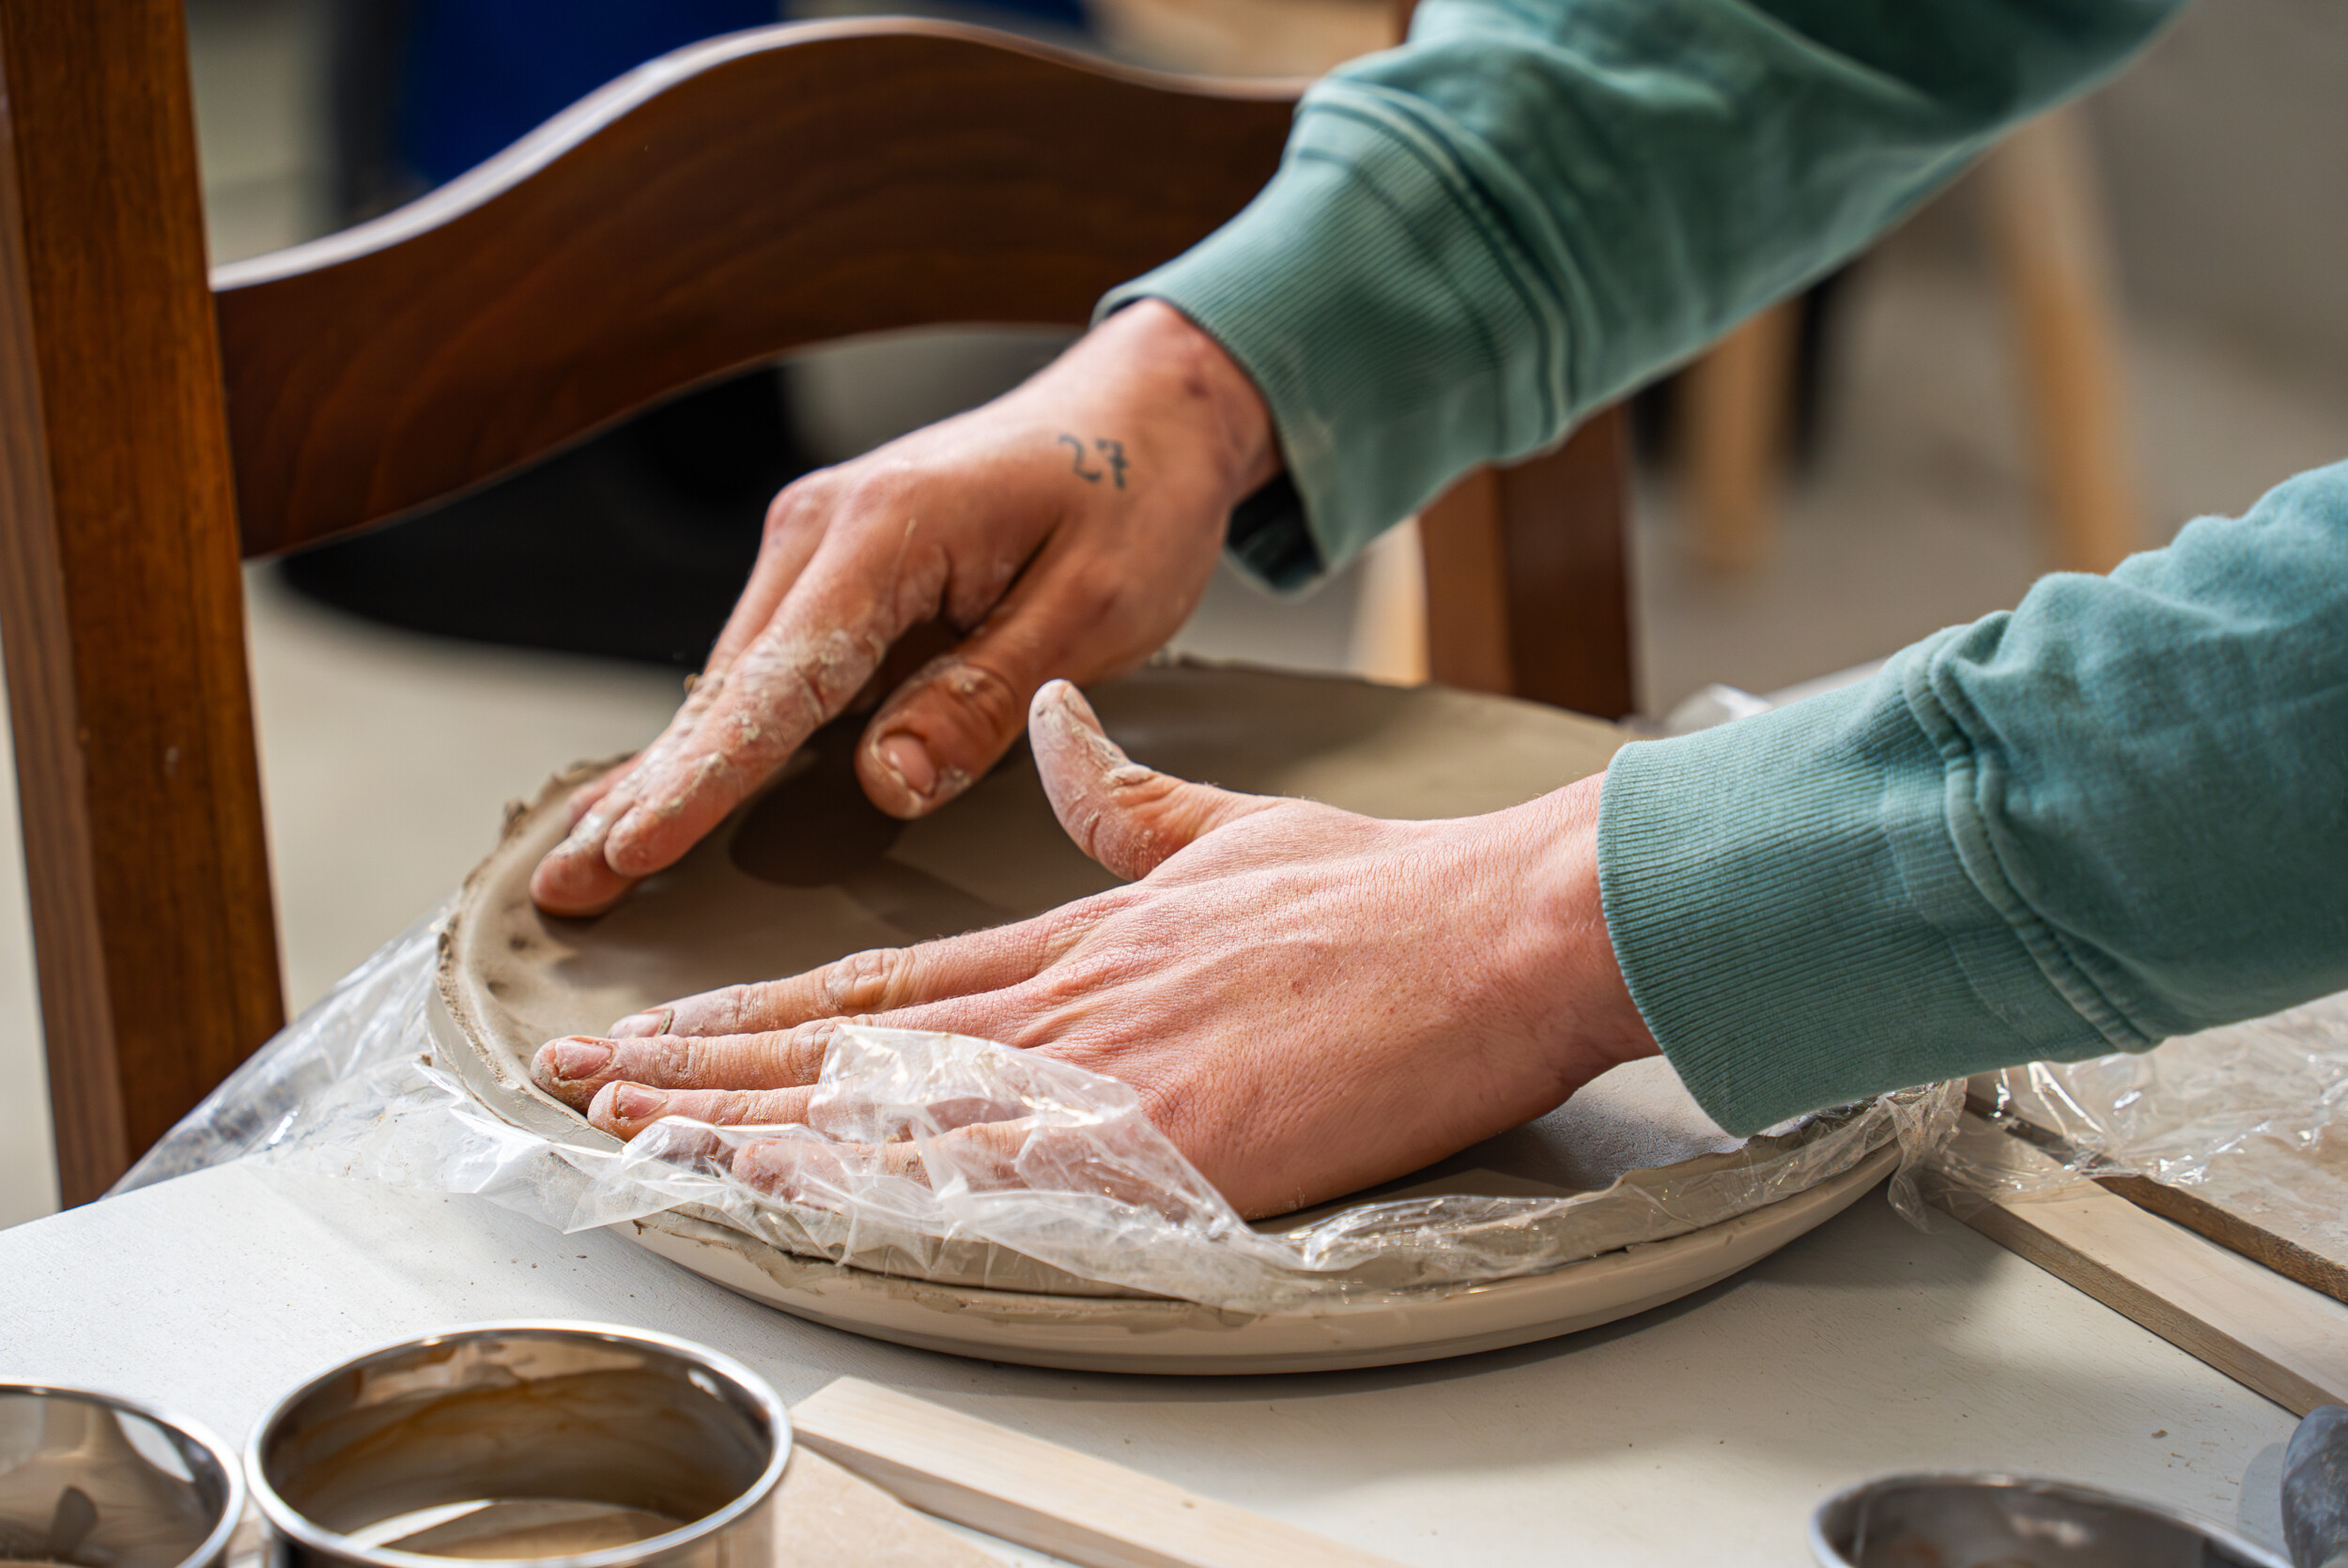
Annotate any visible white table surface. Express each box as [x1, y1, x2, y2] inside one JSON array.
[[0, 1162, 2296, 1564]]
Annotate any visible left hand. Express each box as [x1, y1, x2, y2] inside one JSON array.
[[532, 681, 1659, 1219]]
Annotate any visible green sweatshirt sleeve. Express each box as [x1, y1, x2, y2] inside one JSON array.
[[1599, 463, 2348, 1133], [1101, 0, 2182, 583]]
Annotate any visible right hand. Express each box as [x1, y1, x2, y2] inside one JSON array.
[[530, 300, 1280, 916]]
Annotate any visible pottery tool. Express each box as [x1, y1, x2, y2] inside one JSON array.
[[247, 1323, 792, 1568], [1970, 1075, 2348, 1306], [792, 1377, 1402, 1568], [1938, 1112, 2348, 1415], [1808, 1472, 2288, 1566], [0, 1386, 242, 1568], [2283, 1405, 2348, 1568]]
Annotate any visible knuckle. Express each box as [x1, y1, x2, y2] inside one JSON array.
[[824, 947, 909, 1012], [779, 1021, 836, 1083]]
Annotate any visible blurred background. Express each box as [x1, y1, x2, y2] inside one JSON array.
[[1, 0, 2342, 1224]]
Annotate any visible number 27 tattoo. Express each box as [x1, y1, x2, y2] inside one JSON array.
[[1058, 433, 1130, 489]]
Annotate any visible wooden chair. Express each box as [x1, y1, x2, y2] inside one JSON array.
[[0, 4, 1631, 1206]]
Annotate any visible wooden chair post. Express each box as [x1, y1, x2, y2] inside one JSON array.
[[0, 0, 285, 1205], [1419, 409, 1637, 718]]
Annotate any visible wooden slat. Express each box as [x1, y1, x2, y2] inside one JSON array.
[[792, 1377, 1406, 1568], [1939, 1114, 2348, 1416], [0, 0, 284, 1204], [1965, 1079, 2348, 1306], [1420, 408, 1635, 718], [212, 22, 1298, 558]]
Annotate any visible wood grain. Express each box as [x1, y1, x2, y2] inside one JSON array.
[[774, 1448, 1005, 1568], [213, 22, 1298, 558], [1980, 108, 2141, 575], [0, 0, 285, 1205], [1421, 408, 1635, 718], [1679, 300, 1796, 572], [793, 1377, 1406, 1568], [1939, 1114, 2348, 1416], [1963, 1080, 2348, 1307]]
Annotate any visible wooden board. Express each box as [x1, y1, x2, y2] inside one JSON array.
[[792, 1378, 1405, 1568], [1967, 1079, 2348, 1306], [774, 1448, 1006, 1568], [1939, 1113, 2348, 1416]]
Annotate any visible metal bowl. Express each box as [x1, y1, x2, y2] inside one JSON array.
[[0, 1384, 245, 1568], [1811, 1471, 2291, 1568], [246, 1323, 789, 1568]]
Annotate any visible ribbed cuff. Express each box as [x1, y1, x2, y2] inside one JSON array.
[[1099, 82, 1573, 586], [1596, 662, 2124, 1134]]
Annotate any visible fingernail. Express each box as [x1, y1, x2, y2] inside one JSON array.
[[611, 1084, 668, 1122], [874, 731, 936, 798], [545, 1038, 612, 1081], [610, 1008, 672, 1038]]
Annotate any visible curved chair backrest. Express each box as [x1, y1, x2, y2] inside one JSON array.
[[215, 21, 1298, 557], [0, 8, 1294, 1202], [3, 6, 1625, 1206]]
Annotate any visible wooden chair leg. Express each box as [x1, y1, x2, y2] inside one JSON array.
[[1979, 106, 2142, 575], [0, 1, 285, 1205], [1679, 300, 1799, 572], [1420, 408, 1636, 719]]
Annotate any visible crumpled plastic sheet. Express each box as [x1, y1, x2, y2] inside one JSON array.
[[119, 901, 1965, 1314], [1931, 991, 2348, 1254]]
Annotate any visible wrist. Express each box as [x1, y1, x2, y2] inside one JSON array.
[[1086, 299, 1281, 507], [1503, 772, 1660, 1081]]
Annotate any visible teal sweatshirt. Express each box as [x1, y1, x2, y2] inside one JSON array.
[[1104, 0, 2348, 1132]]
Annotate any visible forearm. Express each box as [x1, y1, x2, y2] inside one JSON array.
[[1107, 0, 2185, 582], [1600, 461, 2348, 1133]]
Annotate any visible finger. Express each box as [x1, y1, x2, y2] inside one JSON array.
[[529, 481, 836, 914], [531, 1023, 840, 1108], [600, 546, 913, 879], [731, 1118, 1031, 1194], [607, 915, 1090, 1039], [1028, 679, 1273, 878], [850, 540, 1115, 817], [529, 673, 734, 915], [587, 1082, 817, 1140]]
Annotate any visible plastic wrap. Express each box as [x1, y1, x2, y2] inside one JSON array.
[[1931, 992, 2348, 1262], [117, 904, 1956, 1314]]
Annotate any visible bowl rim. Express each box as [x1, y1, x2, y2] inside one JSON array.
[[1806, 1468, 2292, 1568], [243, 1319, 792, 1568], [0, 1380, 250, 1568]]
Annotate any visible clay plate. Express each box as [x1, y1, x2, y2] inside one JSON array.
[[432, 664, 1894, 1372]]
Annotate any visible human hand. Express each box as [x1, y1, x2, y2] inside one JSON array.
[[530, 300, 1279, 917], [531, 681, 1661, 1220]]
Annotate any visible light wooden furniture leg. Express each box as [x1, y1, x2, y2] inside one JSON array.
[[1348, 518, 1430, 686], [1418, 407, 1636, 718], [1680, 300, 1799, 571], [0, 1, 285, 1205], [1979, 106, 2142, 574]]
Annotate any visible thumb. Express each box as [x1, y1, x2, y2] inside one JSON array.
[[1028, 680, 1270, 879]]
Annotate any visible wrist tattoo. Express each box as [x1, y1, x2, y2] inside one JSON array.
[[1058, 433, 1130, 489]]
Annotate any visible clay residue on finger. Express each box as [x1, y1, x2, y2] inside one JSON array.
[[1029, 680, 1177, 876], [607, 624, 881, 872]]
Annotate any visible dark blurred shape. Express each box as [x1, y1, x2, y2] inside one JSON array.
[[300, 0, 1089, 667], [1630, 263, 1855, 472], [397, 0, 779, 188], [279, 371, 811, 669]]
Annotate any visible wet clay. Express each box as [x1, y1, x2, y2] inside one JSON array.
[[437, 663, 1877, 1300]]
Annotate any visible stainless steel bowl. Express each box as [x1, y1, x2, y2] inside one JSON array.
[[246, 1323, 789, 1568], [0, 1384, 245, 1568], [1811, 1471, 2291, 1568]]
